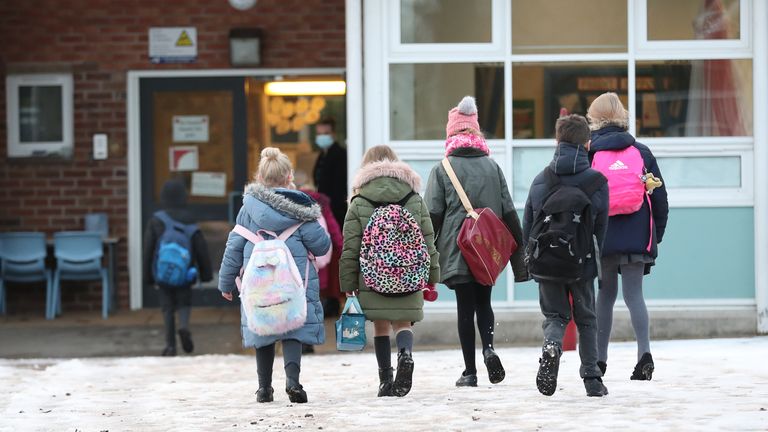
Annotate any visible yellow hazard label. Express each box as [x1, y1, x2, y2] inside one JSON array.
[[176, 30, 193, 47]]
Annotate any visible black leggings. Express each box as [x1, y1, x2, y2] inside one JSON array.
[[453, 282, 495, 375]]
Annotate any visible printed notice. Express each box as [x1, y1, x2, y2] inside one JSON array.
[[191, 172, 227, 197], [149, 27, 197, 63], [173, 116, 209, 142], [169, 146, 199, 172]]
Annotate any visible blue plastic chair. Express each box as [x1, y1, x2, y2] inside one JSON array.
[[52, 231, 110, 319], [0, 232, 52, 317]]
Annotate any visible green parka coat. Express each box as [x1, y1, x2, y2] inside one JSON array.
[[340, 160, 440, 322]]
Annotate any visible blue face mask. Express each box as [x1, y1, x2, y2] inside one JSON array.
[[315, 134, 334, 149]]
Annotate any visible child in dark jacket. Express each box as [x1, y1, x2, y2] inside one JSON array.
[[143, 179, 213, 357], [523, 115, 610, 397]]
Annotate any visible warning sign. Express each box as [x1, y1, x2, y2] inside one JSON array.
[[149, 27, 197, 63], [169, 146, 199, 172]]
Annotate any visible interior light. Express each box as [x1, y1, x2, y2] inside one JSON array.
[[264, 81, 346, 96]]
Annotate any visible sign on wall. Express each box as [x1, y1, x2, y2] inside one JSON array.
[[173, 115, 209, 142], [169, 146, 199, 172], [149, 27, 197, 63], [191, 172, 227, 197]]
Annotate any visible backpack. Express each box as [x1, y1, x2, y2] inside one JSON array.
[[525, 169, 606, 283], [153, 211, 198, 287], [591, 146, 646, 216], [233, 223, 309, 336], [356, 192, 430, 297]]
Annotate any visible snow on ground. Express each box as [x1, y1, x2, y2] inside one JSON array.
[[1, 337, 767, 432]]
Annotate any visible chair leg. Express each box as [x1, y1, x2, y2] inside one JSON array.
[[0, 278, 6, 315], [49, 271, 60, 320], [102, 269, 109, 319], [56, 275, 62, 316], [46, 271, 53, 319]]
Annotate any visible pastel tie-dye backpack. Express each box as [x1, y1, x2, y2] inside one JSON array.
[[233, 223, 309, 336], [357, 192, 429, 296]]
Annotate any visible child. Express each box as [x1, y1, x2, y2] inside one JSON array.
[[523, 114, 610, 397], [587, 92, 669, 380], [340, 145, 440, 397], [424, 96, 528, 388], [143, 178, 213, 357], [218, 147, 330, 404]]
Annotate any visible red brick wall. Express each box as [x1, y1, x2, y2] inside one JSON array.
[[0, 0, 346, 315]]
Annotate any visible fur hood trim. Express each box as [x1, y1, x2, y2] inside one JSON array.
[[351, 160, 422, 193], [244, 183, 321, 221]]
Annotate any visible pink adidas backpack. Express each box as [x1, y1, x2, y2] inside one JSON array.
[[591, 146, 646, 216]]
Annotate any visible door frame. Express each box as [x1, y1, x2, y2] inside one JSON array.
[[127, 68, 345, 310]]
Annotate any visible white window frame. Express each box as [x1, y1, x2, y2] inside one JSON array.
[[5, 73, 74, 158], [634, 0, 752, 57]]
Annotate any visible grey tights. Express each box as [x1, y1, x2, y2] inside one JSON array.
[[597, 259, 650, 362]]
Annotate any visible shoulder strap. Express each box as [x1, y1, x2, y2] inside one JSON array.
[[396, 191, 416, 207], [233, 224, 263, 245], [277, 222, 305, 241], [155, 210, 175, 228], [578, 172, 607, 198], [352, 195, 384, 208], [441, 158, 478, 219]]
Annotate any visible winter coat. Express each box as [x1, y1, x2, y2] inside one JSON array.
[[301, 190, 343, 294], [523, 142, 610, 281], [589, 126, 669, 272], [424, 147, 527, 286], [340, 160, 440, 322], [143, 179, 213, 286], [218, 184, 331, 348], [313, 142, 348, 228]]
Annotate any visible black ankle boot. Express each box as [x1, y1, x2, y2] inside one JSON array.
[[161, 346, 176, 357], [584, 377, 609, 397], [630, 352, 654, 381], [378, 367, 394, 397], [392, 349, 414, 397], [256, 386, 274, 403], [597, 361, 607, 377], [178, 329, 194, 354], [286, 384, 308, 403], [483, 348, 505, 384], [536, 342, 561, 396], [455, 371, 478, 387]]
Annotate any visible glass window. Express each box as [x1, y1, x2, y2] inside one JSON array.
[[18, 85, 63, 142], [657, 156, 741, 188], [647, 0, 740, 41], [400, 0, 492, 44], [390, 63, 505, 140], [403, 159, 438, 193], [512, 0, 627, 54], [511, 62, 627, 139], [635, 60, 752, 137], [512, 147, 554, 202]]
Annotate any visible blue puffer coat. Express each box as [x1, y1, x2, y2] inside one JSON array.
[[218, 183, 331, 348], [589, 126, 669, 269]]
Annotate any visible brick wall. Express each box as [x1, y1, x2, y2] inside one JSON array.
[[0, 0, 346, 315]]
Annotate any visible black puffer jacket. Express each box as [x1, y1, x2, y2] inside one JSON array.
[[589, 126, 669, 270], [523, 142, 610, 281]]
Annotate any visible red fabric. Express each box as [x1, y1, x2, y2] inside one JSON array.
[[457, 208, 517, 286], [563, 293, 578, 351], [302, 190, 343, 297]]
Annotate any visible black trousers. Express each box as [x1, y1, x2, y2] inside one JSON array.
[[452, 282, 495, 374], [158, 285, 192, 348]]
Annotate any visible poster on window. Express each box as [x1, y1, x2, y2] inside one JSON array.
[[169, 146, 199, 172], [173, 116, 209, 142], [191, 172, 227, 197]]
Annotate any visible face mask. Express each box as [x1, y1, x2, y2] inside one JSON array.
[[315, 134, 334, 149]]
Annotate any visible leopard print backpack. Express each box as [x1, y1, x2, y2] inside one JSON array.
[[356, 192, 430, 297]]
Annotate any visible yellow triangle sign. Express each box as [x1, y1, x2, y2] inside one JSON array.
[[176, 30, 193, 47]]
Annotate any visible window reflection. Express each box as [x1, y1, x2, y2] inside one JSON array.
[[647, 0, 740, 41]]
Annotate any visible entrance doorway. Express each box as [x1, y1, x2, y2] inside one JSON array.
[[137, 73, 346, 308]]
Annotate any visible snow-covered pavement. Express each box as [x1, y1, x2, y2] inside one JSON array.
[[1, 337, 766, 431]]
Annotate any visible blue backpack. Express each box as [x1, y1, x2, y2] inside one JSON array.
[[153, 211, 198, 287]]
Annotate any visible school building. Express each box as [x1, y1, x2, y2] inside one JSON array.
[[1, 0, 766, 338]]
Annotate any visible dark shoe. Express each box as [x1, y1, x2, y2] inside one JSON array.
[[161, 346, 177, 357], [302, 344, 315, 354], [584, 377, 609, 397], [597, 361, 607, 377], [455, 372, 478, 387], [483, 348, 505, 384], [392, 349, 414, 397], [378, 367, 394, 397], [286, 385, 308, 403], [536, 342, 561, 396], [630, 352, 654, 381], [178, 329, 194, 354], [256, 386, 274, 403]]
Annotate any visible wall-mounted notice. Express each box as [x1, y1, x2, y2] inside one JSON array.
[[149, 27, 197, 63], [191, 172, 227, 197], [173, 115, 209, 142], [169, 146, 199, 172]]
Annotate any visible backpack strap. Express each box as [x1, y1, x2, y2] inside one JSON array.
[[441, 158, 479, 220], [233, 224, 264, 245], [352, 195, 384, 208], [353, 192, 415, 208], [277, 222, 305, 241], [396, 191, 416, 207], [577, 172, 607, 198]]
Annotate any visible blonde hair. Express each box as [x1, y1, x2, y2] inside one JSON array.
[[362, 145, 399, 166], [257, 147, 293, 188], [587, 92, 629, 131]]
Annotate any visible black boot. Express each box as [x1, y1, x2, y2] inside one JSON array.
[[178, 329, 194, 354], [536, 342, 561, 396], [256, 386, 274, 403], [392, 349, 414, 397], [455, 371, 478, 387], [483, 348, 505, 384], [630, 352, 654, 381], [597, 361, 607, 377], [378, 368, 394, 397], [286, 385, 308, 403], [584, 377, 609, 397], [161, 346, 176, 357]]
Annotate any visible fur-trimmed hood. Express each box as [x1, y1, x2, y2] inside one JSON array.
[[243, 183, 321, 227], [351, 160, 422, 194]]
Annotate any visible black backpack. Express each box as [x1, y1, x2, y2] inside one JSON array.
[[526, 168, 606, 283]]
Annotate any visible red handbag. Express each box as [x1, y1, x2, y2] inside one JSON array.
[[442, 159, 517, 286]]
